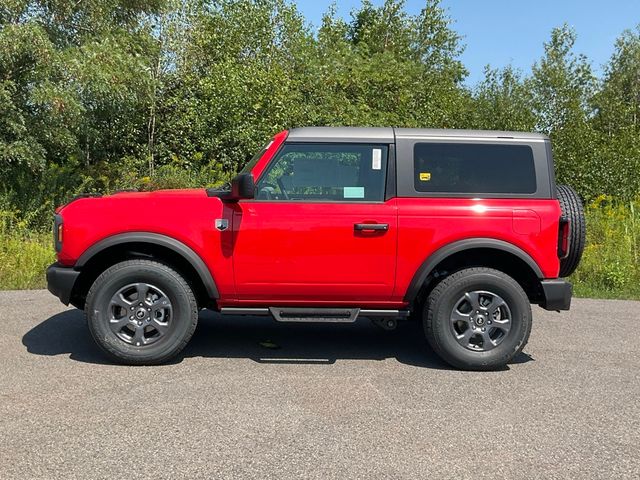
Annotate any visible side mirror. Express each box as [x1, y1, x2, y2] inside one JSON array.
[[230, 173, 255, 200]]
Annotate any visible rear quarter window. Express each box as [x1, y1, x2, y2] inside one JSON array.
[[413, 143, 537, 194]]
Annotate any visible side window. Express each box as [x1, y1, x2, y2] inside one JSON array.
[[413, 143, 536, 194], [256, 143, 388, 202]]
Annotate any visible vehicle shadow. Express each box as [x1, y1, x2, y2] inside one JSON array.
[[22, 309, 534, 370]]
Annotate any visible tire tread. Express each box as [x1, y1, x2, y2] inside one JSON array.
[[84, 259, 198, 365], [424, 267, 532, 371], [557, 184, 586, 277]]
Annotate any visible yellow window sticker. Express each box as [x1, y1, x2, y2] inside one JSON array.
[[419, 172, 431, 181]]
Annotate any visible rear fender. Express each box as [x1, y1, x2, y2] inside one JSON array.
[[404, 238, 543, 303]]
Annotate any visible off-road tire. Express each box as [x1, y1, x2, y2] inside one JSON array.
[[557, 184, 586, 277], [85, 259, 198, 365], [423, 267, 532, 371]]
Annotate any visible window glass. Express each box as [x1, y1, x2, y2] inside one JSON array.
[[413, 143, 536, 194], [256, 144, 388, 201]]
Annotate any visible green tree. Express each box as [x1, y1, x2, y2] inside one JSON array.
[[158, 0, 314, 174], [0, 0, 165, 224], [528, 25, 598, 199], [313, 0, 468, 127], [591, 26, 640, 200], [471, 65, 536, 132]]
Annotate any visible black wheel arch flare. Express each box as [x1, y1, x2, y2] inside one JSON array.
[[404, 238, 544, 303], [75, 232, 219, 300]]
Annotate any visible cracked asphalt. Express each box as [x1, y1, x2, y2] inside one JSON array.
[[0, 290, 639, 479]]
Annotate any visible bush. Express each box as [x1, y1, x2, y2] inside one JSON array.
[[571, 196, 640, 299], [0, 209, 54, 290]]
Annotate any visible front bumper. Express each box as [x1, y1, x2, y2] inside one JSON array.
[[540, 279, 572, 311], [46, 263, 80, 306]]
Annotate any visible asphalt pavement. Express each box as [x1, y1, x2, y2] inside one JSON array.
[[0, 290, 638, 479]]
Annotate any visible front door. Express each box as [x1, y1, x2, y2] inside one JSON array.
[[232, 142, 397, 303]]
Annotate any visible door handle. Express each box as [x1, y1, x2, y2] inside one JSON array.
[[354, 223, 389, 231]]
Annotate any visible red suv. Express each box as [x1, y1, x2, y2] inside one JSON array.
[[46, 127, 585, 370]]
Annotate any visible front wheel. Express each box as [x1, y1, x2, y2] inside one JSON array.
[[85, 259, 199, 365], [423, 267, 532, 371]]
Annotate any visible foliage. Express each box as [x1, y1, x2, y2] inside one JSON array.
[[2, 1, 639, 215], [0, 208, 54, 289], [470, 65, 536, 131], [590, 26, 640, 201], [571, 196, 640, 299]]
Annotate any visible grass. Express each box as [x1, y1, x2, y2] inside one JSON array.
[[1, 197, 639, 299], [571, 196, 640, 300], [0, 210, 54, 290], [0, 231, 53, 290]]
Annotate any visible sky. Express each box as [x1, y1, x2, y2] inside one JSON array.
[[295, 0, 640, 85]]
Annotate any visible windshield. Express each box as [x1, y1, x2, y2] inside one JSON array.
[[240, 139, 274, 175]]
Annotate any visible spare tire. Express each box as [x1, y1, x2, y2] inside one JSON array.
[[556, 184, 586, 277]]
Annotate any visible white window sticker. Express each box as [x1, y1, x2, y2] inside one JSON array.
[[372, 148, 382, 170], [343, 186, 365, 198]]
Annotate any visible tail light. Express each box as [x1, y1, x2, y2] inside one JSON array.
[[53, 214, 63, 252], [558, 216, 570, 259]]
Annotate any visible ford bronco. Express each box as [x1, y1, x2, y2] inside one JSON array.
[[46, 127, 586, 370]]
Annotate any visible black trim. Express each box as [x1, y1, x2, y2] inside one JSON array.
[[230, 172, 255, 200], [540, 279, 572, 311], [394, 136, 553, 199], [404, 238, 544, 303], [545, 140, 557, 200], [76, 232, 219, 299], [269, 307, 359, 323], [206, 189, 233, 199], [354, 223, 388, 231], [385, 143, 396, 200], [558, 216, 570, 259], [47, 263, 81, 306]]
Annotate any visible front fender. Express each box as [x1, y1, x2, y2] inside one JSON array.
[[76, 232, 219, 299]]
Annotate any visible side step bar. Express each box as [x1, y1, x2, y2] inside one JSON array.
[[219, 307, 410, 323], [270, 307, 359, 323]]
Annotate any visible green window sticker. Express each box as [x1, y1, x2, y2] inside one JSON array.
[[343, 186, 365, 198]]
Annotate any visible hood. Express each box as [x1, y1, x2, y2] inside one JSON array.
[[56, 188, 208, 213]]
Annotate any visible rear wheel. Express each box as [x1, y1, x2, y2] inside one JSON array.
[[85, 259, 198, 365], [423, 267, 532, 371]]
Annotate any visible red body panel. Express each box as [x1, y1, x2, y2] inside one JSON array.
[[252, 130, 289, 180], [56, 130, 563, 309], [230, 200, 397, 303], [393, 198, 561, 302], [57, 189, 237, 298]]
